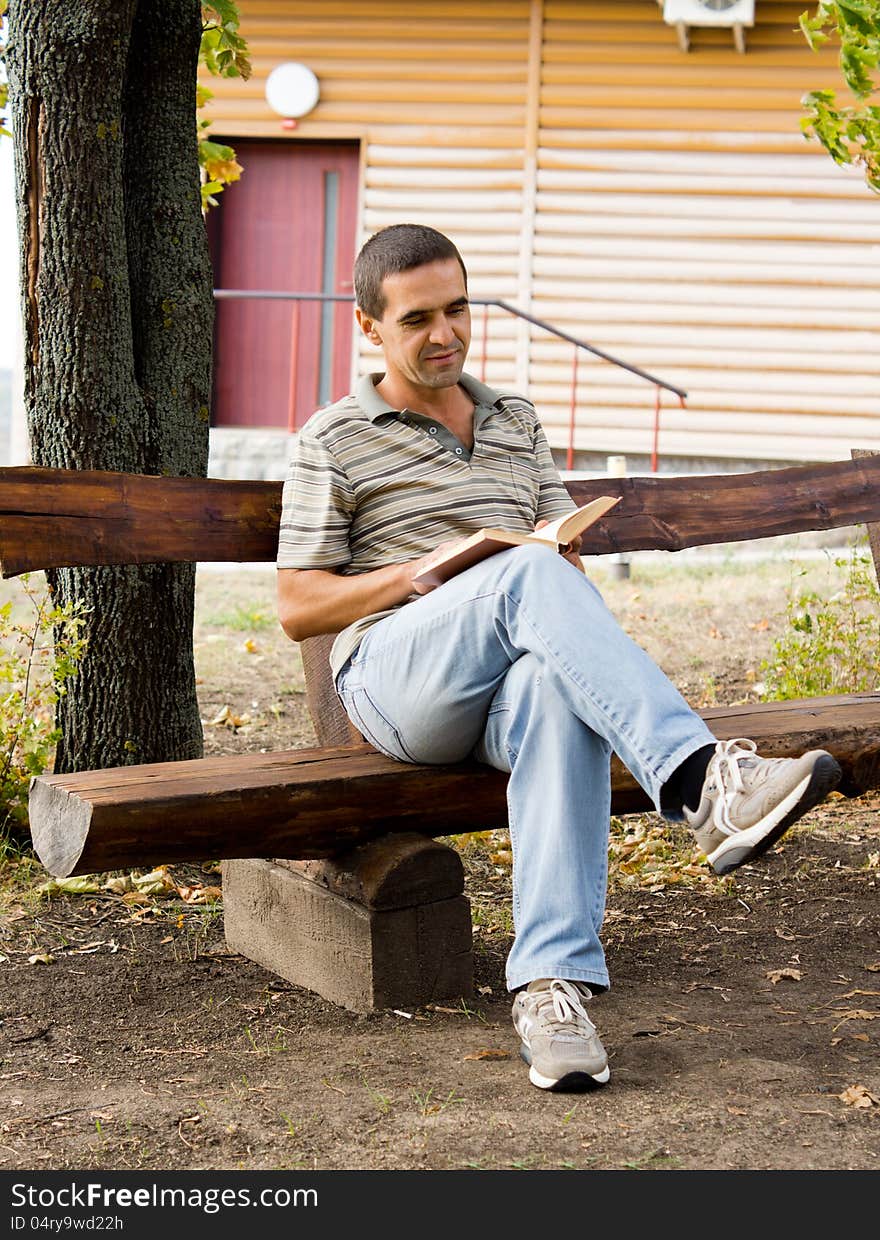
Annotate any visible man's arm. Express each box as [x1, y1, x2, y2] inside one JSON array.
[[278, 544, 460, 642]]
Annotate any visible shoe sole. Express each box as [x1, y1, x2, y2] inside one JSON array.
[[519, 1043, 611, 1091], [708, 753, 842, 876]]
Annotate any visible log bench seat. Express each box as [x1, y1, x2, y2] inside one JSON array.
[[28, 695, 880, 881], [3, 453, 880, 1011]]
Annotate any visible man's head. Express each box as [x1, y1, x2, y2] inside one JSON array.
[[354, 225, 472, 400], [354, 224, 467, 320]]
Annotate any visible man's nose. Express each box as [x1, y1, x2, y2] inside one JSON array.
[[428, 315, 456, 345]]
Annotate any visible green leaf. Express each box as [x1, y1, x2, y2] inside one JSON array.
[[800, 11, 830, 50], [199, 139, 234, 162], [837, 1, 877, 38], [800, 1, 880, 191]]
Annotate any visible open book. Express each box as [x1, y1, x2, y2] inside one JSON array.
[[411, 495, 621, 589]]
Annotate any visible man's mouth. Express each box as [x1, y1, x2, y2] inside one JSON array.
[[424, 350, 459, 363]]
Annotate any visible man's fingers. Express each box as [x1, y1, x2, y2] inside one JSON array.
[[409, 538, 465, 594]]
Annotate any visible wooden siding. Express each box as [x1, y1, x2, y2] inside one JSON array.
[[204, 0, 880, 465]]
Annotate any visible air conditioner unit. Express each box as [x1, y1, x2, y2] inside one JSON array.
[[661, 0, 755, 53]]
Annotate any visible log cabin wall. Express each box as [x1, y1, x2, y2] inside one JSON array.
[[202, 0, 880, 468]]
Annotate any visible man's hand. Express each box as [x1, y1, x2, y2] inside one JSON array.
[[409, 538, 468, 595], [560, 538, 586, 574], [535, 520, 586, 575], [409, 521, 586, 599]]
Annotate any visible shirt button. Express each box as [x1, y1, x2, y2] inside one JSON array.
[[455, 448, 463, 455], [429, 427, 438, 435]]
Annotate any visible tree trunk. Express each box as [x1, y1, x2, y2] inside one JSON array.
[[6, 0, 212, 770]]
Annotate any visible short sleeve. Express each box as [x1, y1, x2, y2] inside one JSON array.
[[533, 420, 576, 522], [276, 431, 356, 569]]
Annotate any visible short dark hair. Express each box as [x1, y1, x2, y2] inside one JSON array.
[[354, 224, 468, 319]]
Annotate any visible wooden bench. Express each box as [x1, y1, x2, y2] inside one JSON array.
[[4, 453, 880, 1011]]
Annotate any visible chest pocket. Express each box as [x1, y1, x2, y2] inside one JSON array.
[[507, 446, 540, 516]]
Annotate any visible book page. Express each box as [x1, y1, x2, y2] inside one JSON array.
[[412, 496, 620, 588], [527, 496, 620, 546]]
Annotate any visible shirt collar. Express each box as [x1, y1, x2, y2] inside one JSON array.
[[357, 372, 503, 424]]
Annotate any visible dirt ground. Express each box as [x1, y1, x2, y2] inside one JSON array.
[[1, 544, 879, 1172]]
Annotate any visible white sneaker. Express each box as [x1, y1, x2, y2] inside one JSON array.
[[684, 738, 842, 875], [512, 978, 610, 1091]]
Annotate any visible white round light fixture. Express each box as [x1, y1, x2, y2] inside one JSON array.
[[265, 63, 320, 123]]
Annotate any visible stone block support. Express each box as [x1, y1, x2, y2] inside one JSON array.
[[222, 833, 474, 1012]]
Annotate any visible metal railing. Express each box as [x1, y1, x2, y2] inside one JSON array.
[[213, 289, 688, 471]]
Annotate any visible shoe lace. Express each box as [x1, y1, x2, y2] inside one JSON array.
[[705, 737, 766, 835], [533, 979, 596, 1035]]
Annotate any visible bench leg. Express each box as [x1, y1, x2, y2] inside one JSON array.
[[221, 833, 474, 1013]]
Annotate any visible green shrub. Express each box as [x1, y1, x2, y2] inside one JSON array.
[[0, 576, 87, 850], [760, 550, 880, 700]]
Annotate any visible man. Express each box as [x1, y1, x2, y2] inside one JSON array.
[[276, 223, 841, 1093]]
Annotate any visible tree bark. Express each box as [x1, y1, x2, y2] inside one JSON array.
[[6, 0, 212, 770]]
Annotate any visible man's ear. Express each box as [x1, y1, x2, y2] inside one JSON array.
[[355, 307, 383, 346]]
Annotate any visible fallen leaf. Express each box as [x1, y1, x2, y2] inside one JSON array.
[[243, 639, 259, 654], [176, 885, 223, 905], [726, 1105, 748, 1116], [866, 963, 880, 973], [35, 876, 102, 896], [102, 875, 132, 894], [748, 618, 770, 631], [132, 867, 175, 895], [766, 967, 802, 984], [837, 1084, 878, 1108], [28, 953, 54, 966], [832, 1008, 878, 1032], [207, 705, 251, 729], [463, 1049, 510, 1061], [121, 891, 151, 906], [477, 986, 493, 996]]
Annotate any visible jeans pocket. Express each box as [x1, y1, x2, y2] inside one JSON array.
[[339, 686, 415, 763]]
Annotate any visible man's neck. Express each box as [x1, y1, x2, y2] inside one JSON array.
[[375, 374, 474, 424]]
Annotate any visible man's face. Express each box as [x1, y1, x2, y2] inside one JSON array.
[[357, 257, 471, 394]]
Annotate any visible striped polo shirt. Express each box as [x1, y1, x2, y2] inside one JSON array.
[[277, 372, 575, 677]]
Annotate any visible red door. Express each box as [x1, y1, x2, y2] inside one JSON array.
[[208, 140, 360, 430]]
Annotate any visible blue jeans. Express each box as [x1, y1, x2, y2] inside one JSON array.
[[335, 545, 715, 993]]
